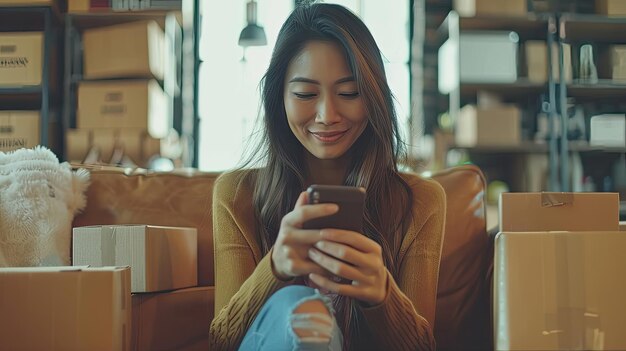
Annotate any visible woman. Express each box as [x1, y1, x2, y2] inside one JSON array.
[[209, 2, 445, 350]]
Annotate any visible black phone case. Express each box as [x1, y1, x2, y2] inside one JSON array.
[[302, 185, 366, 232]]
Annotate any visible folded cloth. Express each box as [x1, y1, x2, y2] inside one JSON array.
[[0, 146, 89, 266]]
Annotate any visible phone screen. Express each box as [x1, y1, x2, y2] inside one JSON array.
[[302, 185, 366, 232]]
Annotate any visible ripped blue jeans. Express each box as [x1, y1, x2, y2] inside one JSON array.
[[238, 285, 343, 351]]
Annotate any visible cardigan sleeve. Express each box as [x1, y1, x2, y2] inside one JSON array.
[[209, 173, 293, 351], [358, 177, 446, 350]]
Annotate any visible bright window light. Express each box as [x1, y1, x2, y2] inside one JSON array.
[[198, 0, 410, 172]]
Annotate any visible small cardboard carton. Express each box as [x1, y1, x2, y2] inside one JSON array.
[[73, 225, 197, 293], [456, 104, 521, 147], [499, 192, 620, 232], [77, 79, 169, 138], [0, 266, 131, 351], [596, 0, 626, 16], [82, 20, 164, 80], [454, 0, 527, 17]]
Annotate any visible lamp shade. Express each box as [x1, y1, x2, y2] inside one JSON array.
[[238, 23, 267, 47], [238, 0, 267, 47]]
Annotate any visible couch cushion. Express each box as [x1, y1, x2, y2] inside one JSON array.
[[72, 166, 219, 286], [431, 165, 493, 350]]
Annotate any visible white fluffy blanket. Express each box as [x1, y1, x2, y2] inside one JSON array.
[[0, 146, 89, 266]]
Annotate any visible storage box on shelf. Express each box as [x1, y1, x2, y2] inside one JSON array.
[[0, 6, 62, 155], [63, 10, 182, 167], [596, 0, 626, 16], [82, 20, 165, 80], [0, 111, 40, 152]]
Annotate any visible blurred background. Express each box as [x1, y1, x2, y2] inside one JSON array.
[[0, 0, 625, 227]]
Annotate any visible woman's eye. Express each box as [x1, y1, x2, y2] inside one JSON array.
[[339, 91, 360, 99], [293, 92, 316, 99]]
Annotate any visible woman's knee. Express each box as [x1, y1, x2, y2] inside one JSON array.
[[290, 299, 334, 343]]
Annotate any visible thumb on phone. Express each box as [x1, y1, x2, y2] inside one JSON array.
[[294, 191, 308, 209]]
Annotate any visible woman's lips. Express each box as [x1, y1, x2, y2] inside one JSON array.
[[310, 130, 348, 143]]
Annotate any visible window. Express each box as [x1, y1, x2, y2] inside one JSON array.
[[198, 0, 410, 171]]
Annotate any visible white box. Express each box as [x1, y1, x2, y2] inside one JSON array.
[[73, 225, 197, 293], [590, 114, 626, 148], [460, 31, 519, 83]]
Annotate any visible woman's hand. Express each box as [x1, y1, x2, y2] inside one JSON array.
[[271, 191, 339, 280], [307, 230, 389, 306]]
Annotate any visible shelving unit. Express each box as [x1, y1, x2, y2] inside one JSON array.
[[557, 12, 626, 194], [436, 10, 560, 192], [0, 5, 62, 152]]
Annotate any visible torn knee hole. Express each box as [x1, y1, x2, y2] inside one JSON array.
[[290, 299, 333, 343]]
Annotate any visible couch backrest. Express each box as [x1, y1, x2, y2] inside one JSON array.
[[431, 165, 493, 350], [73, 165, 494, 349], [72, 167, 219, 287]]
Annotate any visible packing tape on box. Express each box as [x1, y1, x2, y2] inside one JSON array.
[[545, 234, 604, 350], [541, 192, 574, 207], [100, 226, 117, 266]]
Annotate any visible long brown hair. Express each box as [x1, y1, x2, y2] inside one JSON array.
[[246, 2, 414, 348]]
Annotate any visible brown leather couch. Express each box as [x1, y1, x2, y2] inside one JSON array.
[[72, 164, 492, 350]]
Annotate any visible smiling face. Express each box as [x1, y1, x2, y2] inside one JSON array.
[[283, 40, 368, 161]]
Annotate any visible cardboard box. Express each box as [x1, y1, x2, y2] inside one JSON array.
[[456, 104, 521, 147], [0, 111, 40, 152], [132, 286, 213, 351], [73, 225, 197, 293], [494, 231, 626, 350], [525, 40, 548, 83], [596, 0, 626, 16], [590, 114, 626, 148], [77, 79, 169, 138], [83, 20, 165, 80], [0, 32, 42, 87], [0, 0, 54, 6], [599, 45, 626, 80], [68, 0, 112, 12], [460, 31, 519, 83], [0, 266, 131, 351], [454, 0, 527, 17], [65, 128, 161, 165], [499, 192, 620, 232]]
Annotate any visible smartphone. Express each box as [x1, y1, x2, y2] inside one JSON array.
[[302, 184, 366, 232]]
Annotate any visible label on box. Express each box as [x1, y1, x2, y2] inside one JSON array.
[[0, 33, 42, 87], [0, 111, 40, 152]]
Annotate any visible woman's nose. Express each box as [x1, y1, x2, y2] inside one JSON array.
[[315, 96, 340, 125]]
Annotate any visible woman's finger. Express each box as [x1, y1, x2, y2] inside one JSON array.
[[308, 248, 370, 283], [282, 203, 339, 228], [320, 229, 381, 254], [312, 240, 373, 268]]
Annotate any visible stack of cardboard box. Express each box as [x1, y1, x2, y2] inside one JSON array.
[[0, 32, 45, 153], [65, 20, 172, 167], [494, 192, 626, 350], [72, 224, 204, 350]]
